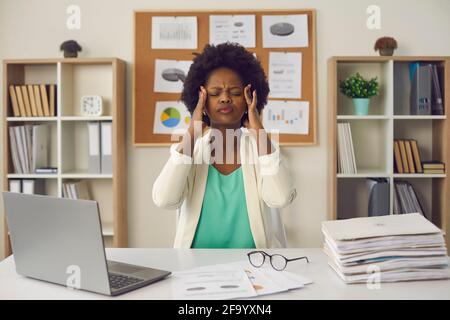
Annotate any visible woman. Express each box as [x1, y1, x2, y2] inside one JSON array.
[[152, 42, 297, 249]]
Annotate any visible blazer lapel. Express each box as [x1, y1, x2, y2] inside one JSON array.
[[240, 130, 268, 248]]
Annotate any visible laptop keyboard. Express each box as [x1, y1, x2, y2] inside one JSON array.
[[109, 273, 144, 290]]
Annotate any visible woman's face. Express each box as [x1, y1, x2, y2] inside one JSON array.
[[204, 67, 247, 128]]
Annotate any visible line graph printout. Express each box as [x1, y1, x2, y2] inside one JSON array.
[[151, 16, 198, 49]]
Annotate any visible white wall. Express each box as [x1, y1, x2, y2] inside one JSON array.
[[1, 0, 450, 259]]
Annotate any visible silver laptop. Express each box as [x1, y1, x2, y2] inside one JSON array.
[[2, 192, 171, 296]]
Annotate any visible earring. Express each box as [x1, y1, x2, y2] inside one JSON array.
[[203, 111, 206, 115]]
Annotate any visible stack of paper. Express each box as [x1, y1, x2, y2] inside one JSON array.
[[322, 213, 450, 283], [171, 261, 312, 300]]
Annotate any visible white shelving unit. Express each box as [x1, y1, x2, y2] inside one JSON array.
[[328, 56, 450, 248], [3, 58, 127, 257]]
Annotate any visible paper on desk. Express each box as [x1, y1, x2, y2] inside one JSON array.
[[171, 264, 257, 300], [195, 261, 313, 297]]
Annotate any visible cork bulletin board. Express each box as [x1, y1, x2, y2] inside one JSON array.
[[133, 9, 316, 146]]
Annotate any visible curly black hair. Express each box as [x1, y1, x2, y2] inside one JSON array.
[[181, 42, 270, 124]]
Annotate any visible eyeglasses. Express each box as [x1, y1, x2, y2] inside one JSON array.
[[247, 251, 309, 271]]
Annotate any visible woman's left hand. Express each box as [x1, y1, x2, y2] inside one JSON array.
[[243, 84, 264, 131]]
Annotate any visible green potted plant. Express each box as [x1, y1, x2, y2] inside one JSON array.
[[374, 36, 398, 56], [339, 73, 379, 115]]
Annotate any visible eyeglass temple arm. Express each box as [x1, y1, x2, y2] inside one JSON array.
[[287, 256, 309, 263]]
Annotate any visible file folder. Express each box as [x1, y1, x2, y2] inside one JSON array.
[[87, 122, 101, 173], [100, 121, 112, 174]]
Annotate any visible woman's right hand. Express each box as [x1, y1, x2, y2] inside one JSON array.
[[188, 86, 208, 134], [177, 86, 208, 156]]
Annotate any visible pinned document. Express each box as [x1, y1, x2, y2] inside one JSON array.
[[268, 52, 302, 99], [209, 15, 256, 47], [154, 59, 192, 93], [151, 16, 198, 49], [262, 14, 309, 48], [262, 100, 309, 135]]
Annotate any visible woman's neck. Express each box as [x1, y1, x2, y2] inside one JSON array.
[[209, 123, 242, 164]]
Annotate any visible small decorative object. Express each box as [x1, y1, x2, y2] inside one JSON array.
[[374, 36, 398, 56], [81, 95, 103, 116], [60, 40, 82, 58], [339, 73, 379, 115]]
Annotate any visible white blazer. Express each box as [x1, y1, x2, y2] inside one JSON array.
[[152, 128, 297, 248]]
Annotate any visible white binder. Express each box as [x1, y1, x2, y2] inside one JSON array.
[[9, 179, 22, 193], [100, 121, 112, 174], [87, 122, 101, 173], [22, 179, 46, 195]]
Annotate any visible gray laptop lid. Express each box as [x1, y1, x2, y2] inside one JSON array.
[[3, 192, 111, 295]]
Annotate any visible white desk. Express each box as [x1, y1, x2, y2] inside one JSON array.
[[1, 248, 449, 300]]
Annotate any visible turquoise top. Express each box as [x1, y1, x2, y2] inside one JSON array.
[[191, 165, 256, 249]]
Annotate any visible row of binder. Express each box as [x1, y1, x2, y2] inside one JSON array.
[[9, 179, 46, 195], [9, 124, 49, 174], [367, 178, 426, 218], [9, 84, 56, 117], [88, 121, 112, 174]]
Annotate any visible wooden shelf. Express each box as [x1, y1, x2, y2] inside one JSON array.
[[7, 174, 58, 179], [3, 58, 127, 257], [337, 115, 390, 120], [393, 174, 447, 178], [328, 56, 450, 252], [393, 115, 447, 120], [7, 117, 57, 122], [60, 116, 113, 121]]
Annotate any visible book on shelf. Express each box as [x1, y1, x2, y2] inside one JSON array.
[[397, 140, 410, 173], [63, 180, 91, 200], [8, 85, 20, 117], [35, 167, 58, 174], [8, 84, 57, 117], [404, 141, 415, 174], [394, 139, 423, 174], [422, 161, 445, 174], [394, 180, 427, 218], [14, 86, 27, 117], [27, 85, 38, 117], [20, 86, 32, 117], [422, 161, 445, 169], [409, 140, 423, 173], [322, 213, 450, 284], [423, 169, 445, 174], [337, 122, 357, 174], [8, 124, 50, 174]]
